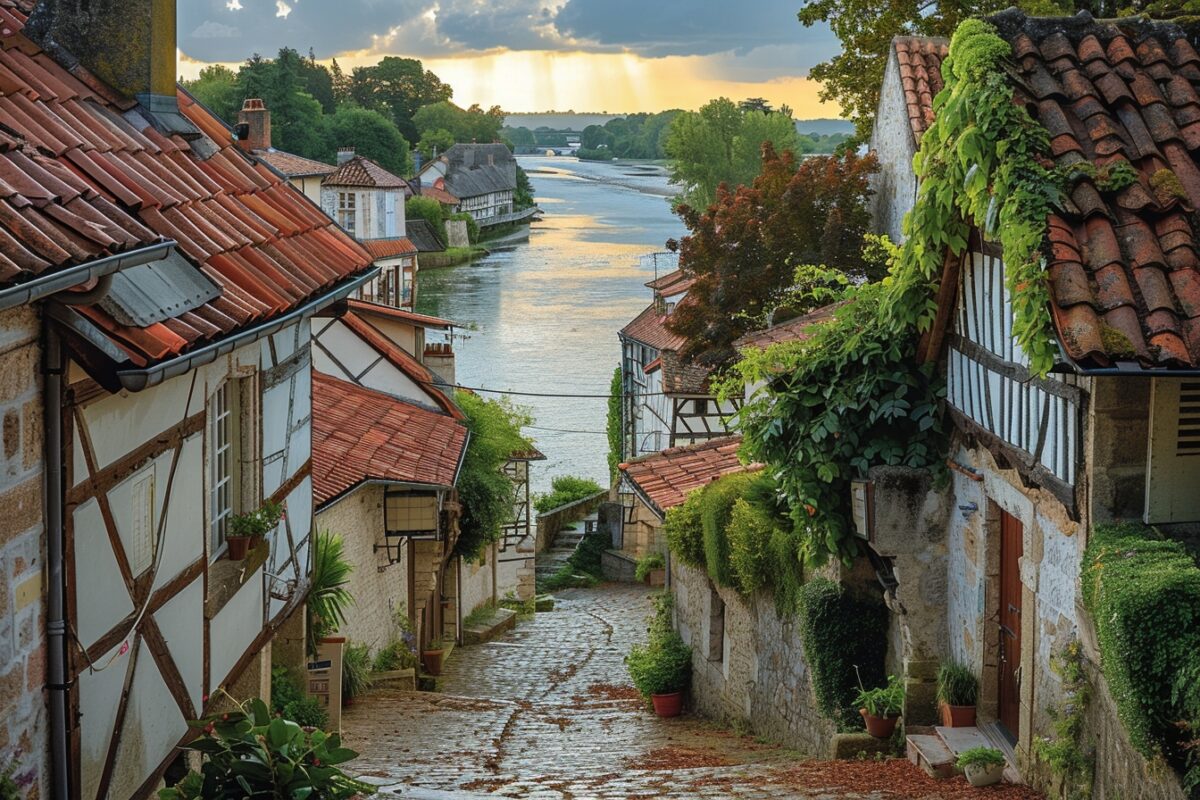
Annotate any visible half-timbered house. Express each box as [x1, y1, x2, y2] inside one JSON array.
[[618, 262, 737, 461], [0, 2, 376, 797], [866, 12, 1200, 788]]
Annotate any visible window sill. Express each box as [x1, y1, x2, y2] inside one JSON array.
[[206, 540, 269, 618]]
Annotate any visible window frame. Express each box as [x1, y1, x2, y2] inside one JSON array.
[[337, 191, 357, 235]]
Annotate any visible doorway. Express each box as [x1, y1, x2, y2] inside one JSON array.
[[997, 510, 1023, 739]]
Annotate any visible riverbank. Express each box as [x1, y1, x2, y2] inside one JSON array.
[[519, 156, 676, 198]]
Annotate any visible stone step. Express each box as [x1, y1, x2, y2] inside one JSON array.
[[906, 734, 956, 780], [938, 725, 1022, 785]]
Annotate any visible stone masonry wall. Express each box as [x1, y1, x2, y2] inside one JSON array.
[[0, 305, 47, 798], [673, 562, 835, 754]]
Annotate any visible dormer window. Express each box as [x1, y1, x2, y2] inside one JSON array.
[[337, 192, 356, 235], [666, 301, 677, 314]]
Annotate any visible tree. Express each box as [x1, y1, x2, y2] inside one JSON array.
[[581, 124, 614, 150], [182, 65, 241, 124], [349, 57, 452, 144], [665, 145, 879, 367], [665, 98, 798, 209], [412, 101, 505, 145], [300, 48, 337, 114], [505, 126, 536, 148], [406, 196, 447, 241], [739, 97, 775, 113], [416, 129, 456, 160], [322, 106, 412, 176]]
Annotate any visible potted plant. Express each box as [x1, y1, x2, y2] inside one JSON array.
[[157, 693, 370, 799], [855, 674, 905, 738], [422, 639, 448, 676], [634, 552, 666, 587], [937, 661, 979, 727], [341, 643, 373, 706], [957, 746, 1006, 787], [226, 500, 283, 560], [625, 630, 692, 717]]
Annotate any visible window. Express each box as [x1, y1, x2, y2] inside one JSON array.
[[337, 192, 356, 235], [209, 381, 240, 556], [665, 301, 676, 314], [692, 399, 708, 415]]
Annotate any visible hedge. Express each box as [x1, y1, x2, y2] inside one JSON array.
[[798, 577, 889, 730], [1081, 522, 1200, 792], [664, 489, 705, 569], [699, 472, 756, 589]]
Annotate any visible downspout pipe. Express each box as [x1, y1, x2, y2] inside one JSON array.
[[45, 325, 69, 800]]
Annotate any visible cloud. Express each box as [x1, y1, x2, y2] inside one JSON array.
[[275, 1, 293, 18], [191, 20, 240, 39], [225, 0, 242, 9]]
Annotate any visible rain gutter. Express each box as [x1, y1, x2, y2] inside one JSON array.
[[0, 241, 176, 311], [113, 267, 380, 392]]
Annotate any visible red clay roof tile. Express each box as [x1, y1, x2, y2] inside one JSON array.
[[892, 37, 948, 144], [619, 436, 756, 515], [311, 372, 468, 507]]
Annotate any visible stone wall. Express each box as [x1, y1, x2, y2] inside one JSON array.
[[672, 562, 836, 754], [619, 499, 664, 559], [315, 486, 409, 652], [534, 491, 606, 552], [0, 305, 46, 798], [869, 49, 919, 245], [459, 548, 495, 619], [1088, 376, 1150, 523]]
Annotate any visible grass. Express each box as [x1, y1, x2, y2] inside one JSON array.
[[462, 601, 498, 629]]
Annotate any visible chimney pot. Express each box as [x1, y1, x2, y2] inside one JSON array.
[[337, 147, 356, 165], [237, 98, 271, 151]]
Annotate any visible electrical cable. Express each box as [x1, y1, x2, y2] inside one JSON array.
[[424, 378, 671, 399]]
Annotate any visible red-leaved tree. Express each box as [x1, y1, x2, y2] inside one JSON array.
[[667, 144, 879, 367]]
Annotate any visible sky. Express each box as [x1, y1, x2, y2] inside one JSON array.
[[177, 1, 844, 118]]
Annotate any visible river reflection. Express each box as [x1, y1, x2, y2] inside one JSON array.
[[416, 156, 686, 493]]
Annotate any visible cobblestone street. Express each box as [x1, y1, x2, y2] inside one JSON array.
[[342, 585, 1041, 799]]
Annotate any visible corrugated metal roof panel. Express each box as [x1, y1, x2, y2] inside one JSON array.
[[99, 249, 221, 327]]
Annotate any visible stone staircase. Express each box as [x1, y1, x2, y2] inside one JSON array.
[[534, 514, 595, 581], [907, 724, 1021, 784]]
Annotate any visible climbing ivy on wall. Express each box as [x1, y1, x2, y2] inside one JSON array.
[[607, 366, 622, 482], [882, 18, 1059, 377]]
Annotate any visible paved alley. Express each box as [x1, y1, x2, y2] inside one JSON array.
[[342, 584, 1043, 800]]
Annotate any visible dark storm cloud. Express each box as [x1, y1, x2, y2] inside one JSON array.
[[179, 0, 834, 65], [553, 0, 814, 56]]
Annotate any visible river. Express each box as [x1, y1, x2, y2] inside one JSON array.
[[415, 156, 687, 494]]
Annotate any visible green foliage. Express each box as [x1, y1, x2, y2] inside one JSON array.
[[349, 57, 453, 143], [937, 662, 979, 707], [270, 665, 304, 715], [449, 211, 480, 245], [699, 472, 757, 589], [282, 697, 329, 730], [607, 365, 622, 481], [854, 674, 905, 717], [882, 20, 1058, 377], [1032, 641, 1092, 797], [307, 531, 355, 657], [534, 475, 605, 513], [373, 639, 418, 672], [626, 592, 692, 698], [183, 65, 241, 124], [322, 105, 412, 176], [341, 643, 374, 703], [515, 165, 535, 210], [726, 280, 946, 565], [0, 759, 18, 800], [666, 98, 799, 209], [228, 500, 282, 539], [665, 489, 706, 569], [797, 578, 889, 729], [453, 391, 533, 561], [957, 746, 1006, 770], [1081, 522, 1200, 788], [412, 101, 505, 147], [157, 695, 370, 799], [575, 111, 681, 161], [406, 196, 448, 242], [634, 552, 666, 582]]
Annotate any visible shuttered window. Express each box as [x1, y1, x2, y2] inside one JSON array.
[[1147, 379, 1200, 522]]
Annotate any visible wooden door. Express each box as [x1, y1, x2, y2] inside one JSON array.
[[998, 511, 1023, 738]]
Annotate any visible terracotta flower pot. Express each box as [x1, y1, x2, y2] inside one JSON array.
[[939, 702, 977, 728], [422, 649, 445, 676], [226, 535, 253, 560], [964, 761, 1005, 787], [650, 691, 683, 717], [860, 708, 899, 739]]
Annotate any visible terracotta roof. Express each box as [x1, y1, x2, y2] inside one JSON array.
[[0, 4, 372, 369], [619, 300, 687, 351], [323, 155, 409, 189], [986, 10, 1200, 368], [509, 447, 547, 461], [893, 36, 948, 144], [645, 269, 694, 294], [345, 298, 455, 329], [312, 372, 468, 506], [362, 237, 417, 260], [339, 311, 462, 419], [734, 303, 846, 350], [254, 149, 336, 178], [619, 436, 755, 516], [419, 182, 459, 205], [661, 350, 713, 395]]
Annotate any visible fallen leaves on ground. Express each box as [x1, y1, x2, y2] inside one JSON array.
[[626, 746, 734, 770], [586, 683, 642, 701]]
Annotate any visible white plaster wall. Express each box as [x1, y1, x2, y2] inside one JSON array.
[[152, 435, 204, 592], [946, 461, 987, 668], [209, 568, 265, 691], [78, 640, 128, 800], [109, 637, 189, 800], [154, 576, 206, 713], [869, 50, 919, 244], [459, 552, 494, 618], [73, 498, 135, 646]]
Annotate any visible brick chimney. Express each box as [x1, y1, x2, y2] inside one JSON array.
[[337, 147, 356, 165], [237, 99, 271, 152], [26, 0, 197, 136]]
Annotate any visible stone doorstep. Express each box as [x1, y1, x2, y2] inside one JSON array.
[[460, 607, 517, 646], [906, 734, 957, 780], [909, 725, 1022, 784]]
